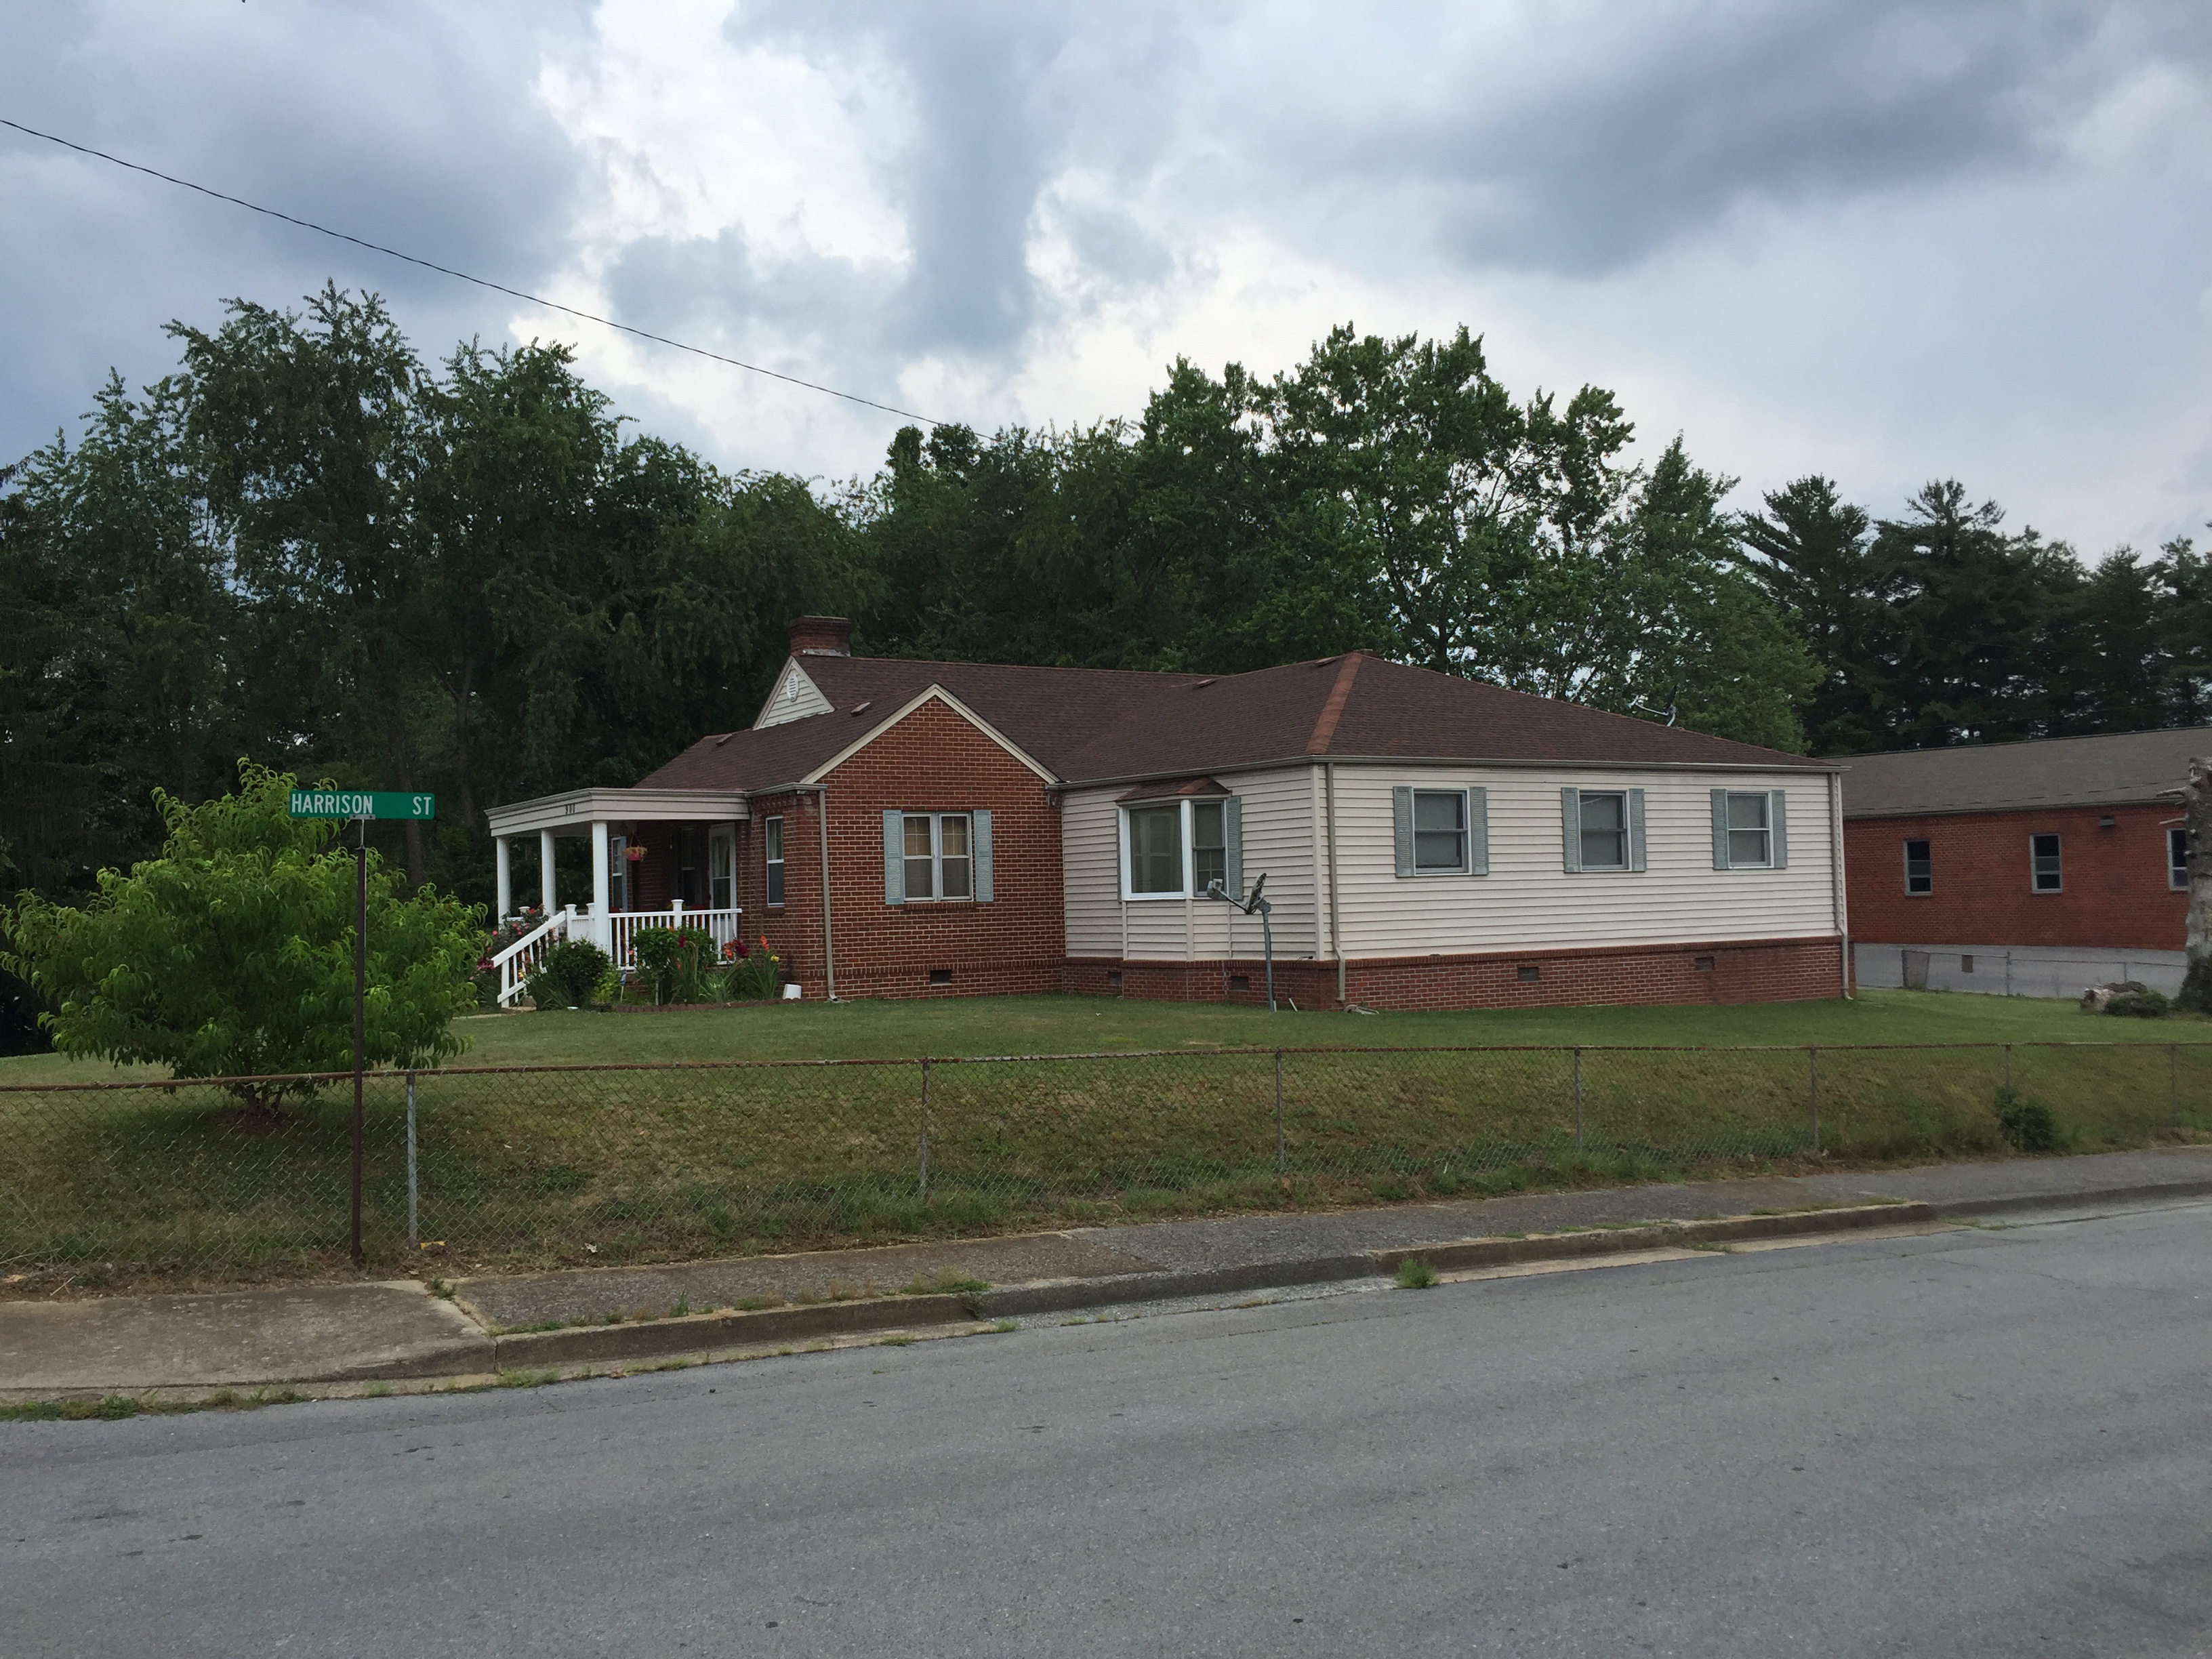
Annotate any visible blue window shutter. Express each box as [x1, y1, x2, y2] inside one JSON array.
[[882, 810, 904, 905], [1561, 788, 1582, 873], [1769, 790, 1788, 869], [1629, 789, 1647, 872], [1467, 787, 1488, 876], [1393, 787, 1414, 878], [1711, 789, 1730, 870], [973, 809, 994, 901], [1225, 796, 1243, 899]]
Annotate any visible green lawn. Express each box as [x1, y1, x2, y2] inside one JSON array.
[[6, 989, 2205, 1292], [1, 987, 2191, 1083]]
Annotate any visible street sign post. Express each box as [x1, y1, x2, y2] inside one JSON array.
[[288, 790, 435, 1263]]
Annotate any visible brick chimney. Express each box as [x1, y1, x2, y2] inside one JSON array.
[[787, 615, 853, 657]]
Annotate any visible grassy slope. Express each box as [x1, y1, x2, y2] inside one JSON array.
[[0, 989, 2198, 1082]]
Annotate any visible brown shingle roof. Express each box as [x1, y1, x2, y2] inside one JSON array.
[[636, 649, 1826, 794], [1839, 728, 2212, 817]]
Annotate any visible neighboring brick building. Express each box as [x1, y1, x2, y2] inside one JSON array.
[[1841, 729, 2209, 997], [487, 618, 1852, 1011]]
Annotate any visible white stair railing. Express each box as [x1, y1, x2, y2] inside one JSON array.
[[490, 905, 573, 1006]]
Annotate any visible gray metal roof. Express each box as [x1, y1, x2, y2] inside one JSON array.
[[1839, 728, 2212, 818]]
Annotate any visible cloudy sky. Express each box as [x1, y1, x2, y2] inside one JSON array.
[[5, 1, 2211, 554]]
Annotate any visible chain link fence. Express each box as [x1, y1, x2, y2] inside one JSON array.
[[5, 1042, 2209, 1286]]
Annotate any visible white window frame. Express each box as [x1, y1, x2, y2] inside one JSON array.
[[2030, 832, 2063, 894], [764, 815, 785, 907], [1411, 788, 1470, 876], [1122, 800, 1189, 901], [1577, 790, 1631, 872], [902, 812, 975, 904], [2171, 827, 2190, 893], [1904, 837, 1933, 896], [1191, 799, 1229, 897], [1722, 791, 1772, 869]]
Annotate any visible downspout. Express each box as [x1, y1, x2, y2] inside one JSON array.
[[1325, 762, 1345, 1006], [1828, 769, 1851, 1000], [812, 783, 837, 1001]]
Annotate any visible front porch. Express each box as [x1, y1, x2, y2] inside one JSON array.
[[484, 786, 750, 1004]]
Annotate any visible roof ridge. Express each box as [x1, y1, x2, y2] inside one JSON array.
[[822, 653, 1210, 682], [1305, 653, 1364, 754]]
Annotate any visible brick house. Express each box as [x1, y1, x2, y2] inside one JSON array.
[[1841, 729, 2208, 997], [485, 617, 1851, 1010]]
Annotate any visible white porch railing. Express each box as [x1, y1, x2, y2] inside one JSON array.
[[490, 904, 747, 1006], [608, 905, 745, 968]]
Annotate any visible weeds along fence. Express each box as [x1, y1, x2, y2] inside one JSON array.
[[4, 1042, 2209, 1284]]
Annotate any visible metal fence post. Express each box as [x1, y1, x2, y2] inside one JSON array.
[[1808, 1046, 1820, 1156], [1573, 1047, 1584, 1153], [405, 1068, 419, 1251], [2173, 1042, 2182, 1130], [1273, 1048, 1286, 1177], [918, 1057, 931, 1204]]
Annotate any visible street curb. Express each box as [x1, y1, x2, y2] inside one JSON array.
[[491, 1292, 977, 1368], [480, 1201, 1940, 1369], [1367, 1201, 1938, 1273], [1925, 1176, 2212, 1218]]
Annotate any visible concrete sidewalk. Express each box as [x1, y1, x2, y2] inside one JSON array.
[[7, 1146, 2211, 1397]]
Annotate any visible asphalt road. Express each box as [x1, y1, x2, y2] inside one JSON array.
[[7, 1202, 2211, 1658]]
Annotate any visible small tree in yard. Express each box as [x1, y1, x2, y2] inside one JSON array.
[[1, 761, 482, 1110]]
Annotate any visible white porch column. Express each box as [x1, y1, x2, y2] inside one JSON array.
[[539, 830, 557, 914], [495, 836, 512, 919], [591, 819, 613, 951]]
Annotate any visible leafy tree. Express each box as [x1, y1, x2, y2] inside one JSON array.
[[1, 762, 480, 1109]]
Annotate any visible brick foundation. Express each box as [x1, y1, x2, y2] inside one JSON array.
[[1064, 935, 1846, 1011]]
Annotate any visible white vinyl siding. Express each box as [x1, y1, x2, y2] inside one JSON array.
[[753, 661, 833, 728], [1335, 769, 1835, 958], [1065, 774, 1316, 962]]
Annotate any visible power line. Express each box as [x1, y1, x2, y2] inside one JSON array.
[[1, 116, 945, 428]]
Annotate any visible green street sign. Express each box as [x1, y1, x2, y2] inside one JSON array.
[[288, 790, 436, 821]]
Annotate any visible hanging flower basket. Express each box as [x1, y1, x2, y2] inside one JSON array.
[[623, 845, 647, 862]]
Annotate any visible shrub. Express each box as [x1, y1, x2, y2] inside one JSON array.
[[0, 760, 480, 1109], [2104, 989, 2171, 1019], [631, 926, 716, 1005], [2179, 958, 2212, 1016], [1994, 1085, 2059, 1154], [528, 939, 611, 1010]]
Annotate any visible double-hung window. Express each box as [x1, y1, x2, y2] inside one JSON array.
[[1392, 786, 1488, 878], [764, 816, 785, 907], [1562, 787, 1645, 873], [1191, 801, 1228, 896], [2171, 827, 2190, 892], [2030, 833, 2063, 893], [1414, 792, 1467, 872], [1580, 792, 1628, 869], [1726, 794, 1770, 867], [901, 813, 972, 901], [1710, 790, 1790, 870], [1127, 805, 1184, 896], [1904, 838, 1933, 895]]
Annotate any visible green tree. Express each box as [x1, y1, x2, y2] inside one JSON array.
[[1736, 475, 1898, 753], [1, 762, 480, 1109], [172, 285, 437, 881]]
